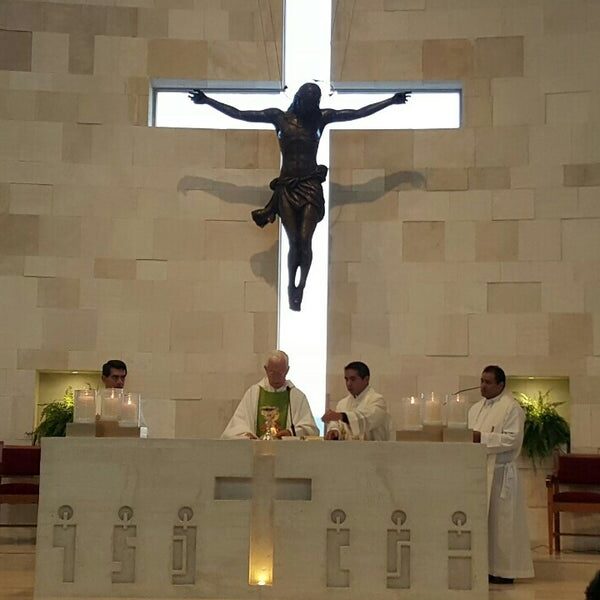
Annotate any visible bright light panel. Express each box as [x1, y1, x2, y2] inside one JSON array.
[[153, 0, 460, 430]]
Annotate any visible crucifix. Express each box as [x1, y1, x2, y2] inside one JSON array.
[[188, 87, 409, 312], [154, 0, 459, 421], [214, 446, 311, 585]]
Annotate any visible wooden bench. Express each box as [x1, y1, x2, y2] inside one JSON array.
[[546, 453, 600, 554], [0, 442, 41, 527]]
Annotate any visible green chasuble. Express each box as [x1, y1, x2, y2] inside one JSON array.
[[256, 387, 290, 438]]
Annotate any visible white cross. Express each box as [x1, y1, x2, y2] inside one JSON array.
[[214, 448, 311, 585], [154, 0, 459, 424]]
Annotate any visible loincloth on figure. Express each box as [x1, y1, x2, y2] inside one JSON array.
[[268, 164, 328, 222]]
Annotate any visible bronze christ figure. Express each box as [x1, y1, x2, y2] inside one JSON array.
[[190, 83, 410, 311]]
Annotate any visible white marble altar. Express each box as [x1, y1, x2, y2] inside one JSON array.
[[34, 439, 488, 600]]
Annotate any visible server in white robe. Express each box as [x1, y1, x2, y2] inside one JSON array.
[[322, 361, 392, 441], [468, 365, 534, 584], [221, 350, 319, 439]]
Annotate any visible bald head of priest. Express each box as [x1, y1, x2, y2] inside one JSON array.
[[221, 350, 319, 440], [102, 359, 127, 389]]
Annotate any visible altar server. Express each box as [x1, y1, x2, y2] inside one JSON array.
[[322, 361, 392, 441], [469, 365, 534, 584]]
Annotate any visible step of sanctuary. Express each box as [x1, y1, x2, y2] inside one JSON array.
[[532, 547, 600, 583]]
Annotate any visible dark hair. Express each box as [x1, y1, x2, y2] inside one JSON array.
[[102, 359, 127, 377], [288, 82, 321, 112], [345, 361, 370, 379], [482, 365, 506, 386], [586, 570, 600, 600]]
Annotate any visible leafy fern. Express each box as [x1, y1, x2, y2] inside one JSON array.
[[514, 390, 570, 465], [32, 386, 75, 444]]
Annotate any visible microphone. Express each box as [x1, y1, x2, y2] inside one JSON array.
[[451, 385, 480, 395]]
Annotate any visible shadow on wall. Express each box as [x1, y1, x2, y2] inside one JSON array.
[[176, 170, 425, 285]]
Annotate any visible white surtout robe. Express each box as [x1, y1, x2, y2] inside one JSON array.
[[221, 377, 319, 439], [326, 385, 392, 441], [468, 391, 534, 579]]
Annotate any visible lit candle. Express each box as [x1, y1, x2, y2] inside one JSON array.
[[120, 393, 140, 427], [404, 396, 422, 430], [100, 388, 123, 421], [423, 393, 442, 425], [74, 390, 96, 424], [447, 394, 468, 429]]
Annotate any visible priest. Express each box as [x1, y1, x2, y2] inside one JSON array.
[[321, 361, 392, 441], [221, 350, 319, 439], [469, 365, 534, 585]]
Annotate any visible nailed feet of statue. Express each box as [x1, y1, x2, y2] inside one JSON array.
[[288, 285, 303, 311]]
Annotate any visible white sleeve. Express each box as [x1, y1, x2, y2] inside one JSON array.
[[325, 399, 345, 435], [345, 392, 388, 438], [221, 386, 258, 439], [480, 402, 525, 455]]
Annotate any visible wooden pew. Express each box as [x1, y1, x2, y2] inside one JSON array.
[[0, 442, 41, 527], [546, 453, 600, 554]]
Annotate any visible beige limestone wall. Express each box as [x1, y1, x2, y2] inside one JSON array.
[[0, 0, 282, 442], [329, 0, 600, 549], [329, 0, 600, 450]]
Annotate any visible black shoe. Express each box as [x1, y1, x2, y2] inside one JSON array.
[[489, 575, 514, 585]]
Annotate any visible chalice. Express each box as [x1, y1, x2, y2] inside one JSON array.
[[260, 406, 280, 440]]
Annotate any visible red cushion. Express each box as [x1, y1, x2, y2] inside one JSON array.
[[557, 455, 600, 485], [0, 445, 41, 476], [554, 491, 600, 503], [0, 482, 39, 495]]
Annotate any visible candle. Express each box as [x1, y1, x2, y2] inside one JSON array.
[[423, 393, 442, 425], [100, 388, 123, 421], [74, 389, 96, 424], [403, 396, 422, 430], [120, 393, 140, 427], [446, 394, 468, 429]]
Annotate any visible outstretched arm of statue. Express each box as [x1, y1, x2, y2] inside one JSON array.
[[188, 89, 282, 124], [322, 91, 411, 125]]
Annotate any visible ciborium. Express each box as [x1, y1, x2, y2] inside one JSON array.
[[260, 406, 280, 440]]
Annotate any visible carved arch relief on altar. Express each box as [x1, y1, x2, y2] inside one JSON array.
[[53, 505, 76, 583], [448, 510, 472, 590]]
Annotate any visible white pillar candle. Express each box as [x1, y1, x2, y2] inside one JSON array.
[[446, 394, 468, 429], [120, 393, 140, 427], [403, 396, 422, 430], [100, 388, 123, 421], [74, 389, 96, 424], [423, 393, 442, 425]]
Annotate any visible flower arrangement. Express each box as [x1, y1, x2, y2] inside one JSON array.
[[31, 386, 75, 444], [514, 390, 570, 465]]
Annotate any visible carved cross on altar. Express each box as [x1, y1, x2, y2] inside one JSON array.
[[214, 446, 311, 585]]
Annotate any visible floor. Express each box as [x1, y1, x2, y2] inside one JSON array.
[[1, 542, 598, 600]]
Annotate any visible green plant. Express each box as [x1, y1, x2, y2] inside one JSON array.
[[31, 386, 75, 444], [514, 390, 570, 465]]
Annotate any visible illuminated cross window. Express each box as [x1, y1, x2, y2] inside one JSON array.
[[153, 0, 460, 424]]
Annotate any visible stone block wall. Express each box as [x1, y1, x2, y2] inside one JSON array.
[[328, 0, 600, 456], [1, 0, 599, 455], [0, 0, 282, 441]]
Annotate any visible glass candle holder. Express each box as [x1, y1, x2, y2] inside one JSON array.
[[120, 392, 140, 427], [401, 396, 423, 430], [100, 388, 123, 421], [446, 394, 468, 429], [73, 389, 96, 424], [423, 392, 442, 426]]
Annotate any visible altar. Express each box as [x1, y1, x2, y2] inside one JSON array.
[[34, 439, 488, 600]]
